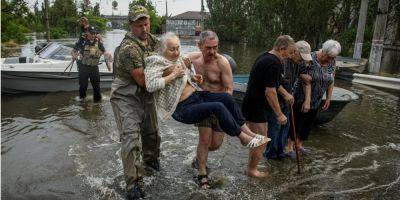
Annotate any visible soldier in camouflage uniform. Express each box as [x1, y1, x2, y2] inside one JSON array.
[[72, 26, 105, 102], [110, 6, 160, 199]]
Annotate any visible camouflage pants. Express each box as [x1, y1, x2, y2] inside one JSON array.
[[110, 79, 160, 190]]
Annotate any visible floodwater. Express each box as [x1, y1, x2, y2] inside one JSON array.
[[2, 30, 400, 199]]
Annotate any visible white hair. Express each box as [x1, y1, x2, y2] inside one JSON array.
[[322, 39, 341, 57], [159, 32, 180, 54]]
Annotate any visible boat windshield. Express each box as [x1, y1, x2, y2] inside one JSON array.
[[38, 43, 73, 60]]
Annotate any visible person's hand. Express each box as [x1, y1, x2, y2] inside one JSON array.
[[191, 74, 203, 84], [104, 52, 113, 60], [171, 65, 186, 78], [284, 94, 294, 105], [277, 114, 287, 125], [183, 57, 192, 68], [322, 99, 331, 111], [71, 50, 78, 60], [96, 34, 103, 42], [302, 100, 310, 113], [162, 64, 176, 77]]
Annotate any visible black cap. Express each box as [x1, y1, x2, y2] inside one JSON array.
[[88, 26, 97, 34]]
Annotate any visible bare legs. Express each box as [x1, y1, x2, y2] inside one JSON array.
[[197, 127, 224, 176], [245, 121, 269, 178]]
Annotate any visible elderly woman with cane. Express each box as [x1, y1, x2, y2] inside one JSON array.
[[288, 39, 341, 155], [144, 32, 270, 189]]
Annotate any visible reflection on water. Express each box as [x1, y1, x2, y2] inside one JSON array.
[[2, 30, 400, 199]]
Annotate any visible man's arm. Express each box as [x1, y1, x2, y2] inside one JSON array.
[[322, 82, 334, 111], [131, 67, 146, 87], [218, 56, 233, 95], [322, 65, 335, 111], [98, 41, 106, 53], [277, 85, 294, 105], [120, 45, 147, 87], [300, 74, 312, 112], [265, 87, 287, 124], [187, 52, 202, 61], [71, 37, 85, 60]]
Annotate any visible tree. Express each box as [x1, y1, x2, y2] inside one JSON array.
[[1, 0, 31, 43], [206, 0, 387, 57], [93, 3, 100, 16]]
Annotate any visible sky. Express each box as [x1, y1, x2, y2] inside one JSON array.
[[27, 0, 209, 16]]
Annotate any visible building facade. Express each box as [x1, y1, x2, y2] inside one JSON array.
[[166, 11, 209, 36]]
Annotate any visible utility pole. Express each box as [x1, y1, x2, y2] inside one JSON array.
[[353, 0, 369, 59], [200, 0, 205, 30], [44, 0, 50, 42], [165, 0, 168, 19], [368, 0, 389, 73]]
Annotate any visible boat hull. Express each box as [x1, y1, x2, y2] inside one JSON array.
[[232, 76, 359, 125], [2, 71, 113, 93]]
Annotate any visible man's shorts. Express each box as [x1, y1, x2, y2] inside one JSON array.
[[241, 101, 271, 123], [194, 115, 223, 132]]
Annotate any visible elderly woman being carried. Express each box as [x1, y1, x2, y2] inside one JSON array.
[[144, 32, 270, 149]]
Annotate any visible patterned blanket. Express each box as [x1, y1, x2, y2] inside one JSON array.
[[144, 55, 190, 121]]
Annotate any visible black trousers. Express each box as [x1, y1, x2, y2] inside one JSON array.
[[78, 62, 101, 101], [290, 103, 319, 141]]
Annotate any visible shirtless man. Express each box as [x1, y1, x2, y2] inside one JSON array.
[[188, 31, 233, 180]]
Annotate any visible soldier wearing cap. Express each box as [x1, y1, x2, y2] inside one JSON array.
[[72, 26, 105, 102], [110, 5, 160, 199]]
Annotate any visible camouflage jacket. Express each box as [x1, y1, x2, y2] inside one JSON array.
[[114, 32, 159, 82]]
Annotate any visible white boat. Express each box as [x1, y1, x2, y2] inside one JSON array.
[[1, 43, 113, 93]]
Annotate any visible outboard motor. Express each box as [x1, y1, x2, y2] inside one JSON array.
[[221, 54, 237, 73]]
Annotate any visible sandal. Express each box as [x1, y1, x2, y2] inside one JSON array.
[[245, 135, 271, 148], [254, 134, 265, 140], [197, 174, 211, 189]]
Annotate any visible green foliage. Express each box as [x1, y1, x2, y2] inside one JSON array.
[[1, 17, 30, 43], [361, 26, 375, 58], [47, 0, 78, 38], [50, 27, 69, 39], [1, 0, 31, 43], [93, 3, 101, 16], [337, 28, 357, 57], [86, 14, 108, 33], [206, 0, 393, 59]]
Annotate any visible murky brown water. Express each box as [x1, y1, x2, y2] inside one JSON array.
[[2, 30, 400, 199]]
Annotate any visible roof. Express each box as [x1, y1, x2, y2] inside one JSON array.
[[170, 11, 210, 20]]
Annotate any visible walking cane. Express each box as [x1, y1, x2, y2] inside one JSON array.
[[290, 104, 301, 174]]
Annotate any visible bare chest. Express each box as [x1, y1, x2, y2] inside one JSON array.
[[195, 63, 222, 84]]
